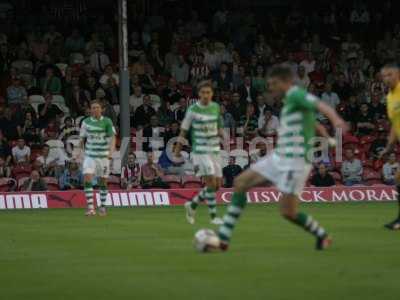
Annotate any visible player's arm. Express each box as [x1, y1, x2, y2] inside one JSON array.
[[316, 101, 349, 134], [315, 121, 336, 147], [175, 110, 192, 157], [107, 120, 117, 159], [380, 125, 397, 157], [175, 129, 187, 158]]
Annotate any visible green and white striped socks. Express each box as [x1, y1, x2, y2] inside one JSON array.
[[99, 185, 108, 208], [293, 212, 327, 238], [190, 187, 217, 219], [218, 192, 247, 243], [84, 182, 94, 210]]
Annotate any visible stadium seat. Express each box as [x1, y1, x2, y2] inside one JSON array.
[[12, 165, 32, 181], [162, 175, 182, 188], [182, 175, 203, 188], [362, 168, 381, 181], [43, 177, 59, 191], [108, 175, 121, 190]]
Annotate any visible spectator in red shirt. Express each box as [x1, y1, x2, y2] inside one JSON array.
[[141, 152, 169, 189]]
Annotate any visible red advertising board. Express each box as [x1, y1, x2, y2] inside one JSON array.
[[0, 186, 397, 210]]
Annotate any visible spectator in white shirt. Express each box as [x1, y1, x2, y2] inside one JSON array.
[[295, 66, 310, 88], [383, 153, 399, 185], [99, 65, 119, 89], [321, 83, 340, 109], [12, 138, 31, 164], [171, 55, 189, 84], [299, 52, 315, 74], [350, 6, 370, 24], [129, 85, 144, 113], [90, 43, 110, 74], [258, 110, 279, 137]]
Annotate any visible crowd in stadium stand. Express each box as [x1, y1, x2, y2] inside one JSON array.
[[0, 1, 399, 191]]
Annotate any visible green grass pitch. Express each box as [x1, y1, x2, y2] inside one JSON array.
[[1, 202, 400, 300]]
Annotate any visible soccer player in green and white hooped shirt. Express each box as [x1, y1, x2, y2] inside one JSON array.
[[79, 100, 116, 216], [175, 81, 224, 225], [216, 65, 349, 251]]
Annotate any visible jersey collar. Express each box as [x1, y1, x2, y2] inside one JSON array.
[[90, 116, 104, 122], [196, 101, 211, 108], [286, 85, 299, 97]]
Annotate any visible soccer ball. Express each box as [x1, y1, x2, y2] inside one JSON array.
[[193, 229, 220, 252]]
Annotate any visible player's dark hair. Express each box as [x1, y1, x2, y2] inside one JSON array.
[[90, 99, 103, 107], [268, 64, 294, 81], [197, 80, 213, 91]]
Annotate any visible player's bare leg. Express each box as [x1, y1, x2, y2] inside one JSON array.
[[98, 177, 108, 217], [185, 175, 221, 224], [384, 170, 400, 230], [218, 170, 267, 250], [280, 194, 332, 250], [84, 174, 96, 216]]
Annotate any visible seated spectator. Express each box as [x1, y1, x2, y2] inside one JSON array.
[[140, 65, 157, 94], [129, 85, 144, 113], [0, 156, 11, 178], [164, 121, 180, 145], [7, 78, 27, 105], [39, 68, 62, 94], [190, 53, 210, 85], [59, 160, 83, 190], [238, 76, 256, 103], [65, 84, 90, 117], [65, 28, 85, 54], [20, 111, 41, 145], [141, 152, 169, 189], [310, 164, 335, 187], [251, 65, 266, 94], [121, 153, 141, 189], [174, 97, 187, 122], [213, 62, 232, 90], [158, 144, 185, 175], [355, 103, 374, 136], [162, 78, 183, 105], [21, 170, 47, 191], [89, 43, 110, 74], [250, 143, 268, 163], [223, 156, 242, 187], [59, 117, 79, 142], [12, 138, 30, 164], [239, 104, 258, 138], [220, 104, 235, 134], [99, 65, 119, 89], [143, 115, 164, 151], [321, 83, 340, 109], [134, 94, 156, 128], [171, 55, 189, 84], [36, 144, 60, 177], [0, 130, 11, 166], [370, 127, 386, 159], [227, 92, 246, 123], [294, 65, 310, 88], [258, 110, 279, 137], [382, 153, 399, 185], [341, 148, 363, 186], [0, 108, 21, 141], [38, 93, 63, 128], [369, 93, 386, 120]]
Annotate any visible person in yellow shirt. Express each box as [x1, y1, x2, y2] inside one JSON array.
[[380, 63, 400, 229]]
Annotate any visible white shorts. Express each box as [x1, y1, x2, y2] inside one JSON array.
[[83, 156, 110, 178], [192, 153, 222, 178], [250, 153, 311, 195]]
